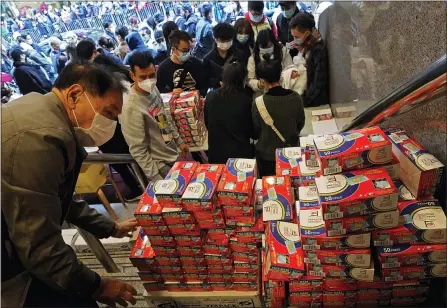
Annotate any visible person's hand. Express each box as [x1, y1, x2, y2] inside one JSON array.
[[173, 88, 183, 97], [257, 80, 264, 89], [93, 278, 137, 307], [112, 218, 137, 238], [289, 40, 297, 50], [179, 143, 190, 159]]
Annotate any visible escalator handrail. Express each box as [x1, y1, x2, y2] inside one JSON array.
[[84, 153, 136, 164], [341, 54, 447, 132]]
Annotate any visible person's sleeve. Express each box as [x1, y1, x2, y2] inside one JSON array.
[[282, 47, 293, 68], [2, 129, 101, 297], [251, 99, 261, 140], [65, 199, 116, 238], [305, 48, 328, 105], [247, 56, 260, 91], [194, 60, 209, 97], [121, 106, 163, 181], [178, 19, 186, 31], [245, 96, 255, 139], [13, 69, 46, 95], [204, 92, 211, 129], [123, 53, 130, 65]]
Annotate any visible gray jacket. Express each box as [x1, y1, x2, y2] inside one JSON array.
[[1, 92, 116, 307], [120, 85, 182, 180]]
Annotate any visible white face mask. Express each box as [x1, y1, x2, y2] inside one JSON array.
[[217, 40, 232, 51], [237, 34, 249, 44], [139, 78, 157, 93], [72, 93, 117, 146], [260, 46, 274, 59]]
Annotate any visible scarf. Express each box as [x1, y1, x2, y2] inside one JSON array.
[[299, 28, 322, 55]]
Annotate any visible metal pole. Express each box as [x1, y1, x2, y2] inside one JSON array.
[[131, 163, 147, 192], [76, 228, 120, 273]]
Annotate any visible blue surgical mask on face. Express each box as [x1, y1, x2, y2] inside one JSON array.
[[177, 50, 191, 62], [237, 34, 249, 44], [259, 46, 274, 55], [283, 7, 296, 18], [249, 11, 263, 23]]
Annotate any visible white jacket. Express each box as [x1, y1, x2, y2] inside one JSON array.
[[281, 53, 307, 95], [247, 46, 292, 96]]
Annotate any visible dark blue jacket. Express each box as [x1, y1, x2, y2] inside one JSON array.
[[12, 61, 52, 95], [194, 18, 213, 59], [184, 13, 198, 38], [123, 32, 155, 65]]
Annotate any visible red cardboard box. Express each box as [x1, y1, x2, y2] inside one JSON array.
[[229, 240, 258, 254], [322, 290, 357, 302], [177, 246, 203, 256], [155, 161, 199, 208], [289, 276, 323, 292], [372, 200, 447, 246], [207, 228, 235, 240], [275, 147, 303, 187], [234, 261, 258, 273], [182, 265, 207, 274], [298, 156, 321, 186], [160, 273, 184, 281], [172, 90, 199, 108], [231, 251, 257, 263], [390, 296, 426, 306], [138, 271, 162, 281], [129, 230, 156, 269], [289, 291, 322, 304], [217, 158, 257, 206], [142, 225, 170, 236], [223, 205, 254, 218], [265, 221, 305, 280], [203, 237, 229, 255], [316, 167, 398, 220], [233, 282, 257, 292], [134, 183, 164, 226], [306, 262, 374, 282], [179, 256, 206, 267], [207, 264, 233, 274], [313, 126, 393, 175], [225, 213, 256, 228], [156, 256, 181, 267], [357, 288, 392, 300], [151, 246, 178, 257], [197, 218, 226, 229], [381, 264, 447, 281], [174, 235, 203, 247], [394, 179, 416, 201], [148, 235, 175, 247], [204, 254, 232, 266], [392, 285, 429, 297], [384, 127, 444, 199], [377, 244, 446, 268], [234, 215, 264, 243], [193, 207, 223, 221], [167, 223, 200, 236], [298, 186, 320, 210], [304, 249, 371, 267], [181, 164, 224, 211], [262, 176, 294, 221], [231, 272, 257, 283], [162, 208, 195, 225]]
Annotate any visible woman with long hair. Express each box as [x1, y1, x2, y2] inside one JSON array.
[[247, 28, 292, 97], [233, 17, 254, 65], [204, 60, 254, 164]]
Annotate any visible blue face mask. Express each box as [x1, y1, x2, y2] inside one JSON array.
[[283, 7, 296, 19], [249, 11, 263, 23], [177, 50, 191, 62], [237, 34, 249, 44]]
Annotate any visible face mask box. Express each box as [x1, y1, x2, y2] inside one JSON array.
[[180, 256, 206, 267], [392, 285, 429, 297], [275, 147, 303, 187], [217, 158, 257, 206], [223, 205, 254, 218], [306, 262, 375, 282], [377, 244, 446, 268], [298, 186, 320, 209], [262, 176, 294, 221], [177, 246, 204, 257], [207, 265, 233, 274], [182, 265, 207, 274], [304, 249, 371, 268], [265, 221, 305, 280], [298, 156, 321, 186], [298, 206, 327, 249], [167, 223, 200, 236], [207, 228, 235, 241], [148, 235, 175, 247], [234, 215, 264, 243], [205, 254, 232, 266], [174, 235, 203, 247], [172, 106, 197, 121], [231, 272, 258, 284], [383, 154, 400, 180], [229, 239, 257, 254], [384, 128, 444, 199], [162, 208, 195, 225], [290, 291, 323, 304], [181, 164, 225, 211], [172, 90, 199, 108], [231, 251, 258, 263], [129, 231, 156, 270], [357, 288, 392, 300], [156, 256, 181, 267], [372, 200, 447, 246], [301, 135, 320, 168], [234, 261, 258, 274], [325, 210, 400, 236], [152, 246, 178, 257], [313, 126, 393, 176], [197, 218, 226, 229], [225, 213, 256, 228], [289, 276, 323, 292], [134, 182, 164, 227], [193, 207, 223, 220], [316, 167, 399, 220], [255, 179, 263, 207], [155, 161, 199, 208], [381, 264, 447, 281], [394, 179, 416, 201], [203, 235, 229, 256], [322, 290, 357, 302]]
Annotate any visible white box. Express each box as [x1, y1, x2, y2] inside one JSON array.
[[74, 234, 131, 253]]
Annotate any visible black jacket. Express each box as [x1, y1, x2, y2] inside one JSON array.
[[276, 8, 300, 58], [304, 41, 329, 107], [205, 88, 254, 164], [12, 62, 52, 95]]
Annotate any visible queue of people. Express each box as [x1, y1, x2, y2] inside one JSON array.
[[1, 2, 330, 307]]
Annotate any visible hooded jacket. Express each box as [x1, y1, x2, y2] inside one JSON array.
[[184, 13, 198, 38], [12, 61, 52, 95], [244, 12, 278, 40], [123, 32, 154, 65]]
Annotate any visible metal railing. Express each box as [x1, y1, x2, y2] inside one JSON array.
[[341, 54, 447, 132], [79, 153, 146, 273]]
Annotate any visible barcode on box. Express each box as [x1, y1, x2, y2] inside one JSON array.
[[328, 229, 346, 236], [304, 258, 321, 265], [303, 245, 321, 250], [385, 276, 403, 282], [382, 262, 401, 269], [374, 240, 394, 246], [324, 212, 344, 220], [309, 271, 325, 277], [324, 166, 342, 175], [306, 160, 319, 168]]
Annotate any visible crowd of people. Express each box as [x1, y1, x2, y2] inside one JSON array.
[[1, 2, 330, 307]]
